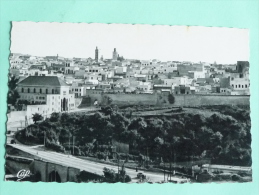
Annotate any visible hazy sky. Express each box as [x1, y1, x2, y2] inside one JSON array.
[[11, 22, 249, 64]]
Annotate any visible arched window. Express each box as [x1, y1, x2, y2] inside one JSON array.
[[52, 89, 54, 94], [46, 89, 48, 94], [40, 89, 42, 94], [34, 88, 36, 93], [28, 88, 30, 93], [21, 88, 24, 93]]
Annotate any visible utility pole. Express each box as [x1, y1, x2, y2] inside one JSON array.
[[170, 149, 172, 181], [69, 135, 71, 154], [146, 147, 149, 167], [117, 153, 120, 182], [122, 161, 125, 183], [163, 129, 166, 182], [25, 116, 28, 128], [73, 136, 75, 155], [164, 161, 165, 181], [44, 131, 46, 147], [173, 150, 176, 176], [118, 154, 120, 173]]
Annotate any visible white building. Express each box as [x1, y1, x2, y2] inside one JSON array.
[[115, 66, 127, 74], [137, 82, 152, 92], [163, 77, 188, 86], [71, 82, 85, 98], [188, 71, 206, 80], [230, 77, 250, 95], [17, 76, 75, 123], [84, 73, 102, 84], [141, 60, 151, 67]]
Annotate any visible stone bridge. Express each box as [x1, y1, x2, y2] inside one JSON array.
[[5, 155, 102, 182]]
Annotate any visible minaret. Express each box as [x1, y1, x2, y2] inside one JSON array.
[[95, 47, 99, 62], [112, 48, 118, 61]]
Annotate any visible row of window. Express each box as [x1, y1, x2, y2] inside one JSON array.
[[75, 93, 82, 97], [21, 88, 58, 94], [52, 96, 60, 99], [90, 91, 102, 94], [38, 97, 45, 100], [36, 107, 59, 112], [175, 91, 191, 94], [231, 84, 249, 88], [21, 95, 45, 100], [87, 70, 99, 72], [85, 77, 102, 80], [72, 88, 82, 92]]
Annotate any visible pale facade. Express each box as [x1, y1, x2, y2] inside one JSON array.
[[189, 71, 206, 80], [137, 82, 152, 92], [230, 77, 250, 91], [84, 73, 102, 83], [153, 67, 177, 74], [141, 60, 151, 67], [17, 76, 75, 121], [71, 82, 85, 98], [230, 77, 250, 95], [115, 66, 127, 74], [164, 77, 188, 86]]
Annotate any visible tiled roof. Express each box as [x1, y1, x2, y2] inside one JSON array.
[[18, 76, 68, 86]]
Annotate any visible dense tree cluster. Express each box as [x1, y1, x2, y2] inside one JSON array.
[[17, 105, 251, 166], [32, 113, 44, 124], [168, 94, 175, 104], [103, 167, 131, 183], [7, 75, 20, 106]]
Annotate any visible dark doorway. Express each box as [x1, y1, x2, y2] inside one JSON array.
[[48, 171, 61, 183], [33, 172, 42, 182], [180, 88, 185, 94], [62, 98, 67, 111]]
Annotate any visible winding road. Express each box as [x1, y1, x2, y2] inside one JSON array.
[[7, 143, 188, 183]]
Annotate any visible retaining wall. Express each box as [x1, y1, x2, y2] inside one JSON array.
[[85, 93, 250, 107]]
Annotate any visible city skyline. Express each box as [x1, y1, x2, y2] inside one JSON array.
[[11, 22, 249, 64], [7, 22, 252, 184]]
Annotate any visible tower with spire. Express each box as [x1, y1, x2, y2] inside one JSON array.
[[95, 47, 99, 62]]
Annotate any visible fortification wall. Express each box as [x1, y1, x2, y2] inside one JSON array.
[[85, 93, 250, 107], [174, 95, 250, 106], [105, 94, 158, 105]]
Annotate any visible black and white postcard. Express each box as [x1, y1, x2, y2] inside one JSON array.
[[6, 22, 251, 183]]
